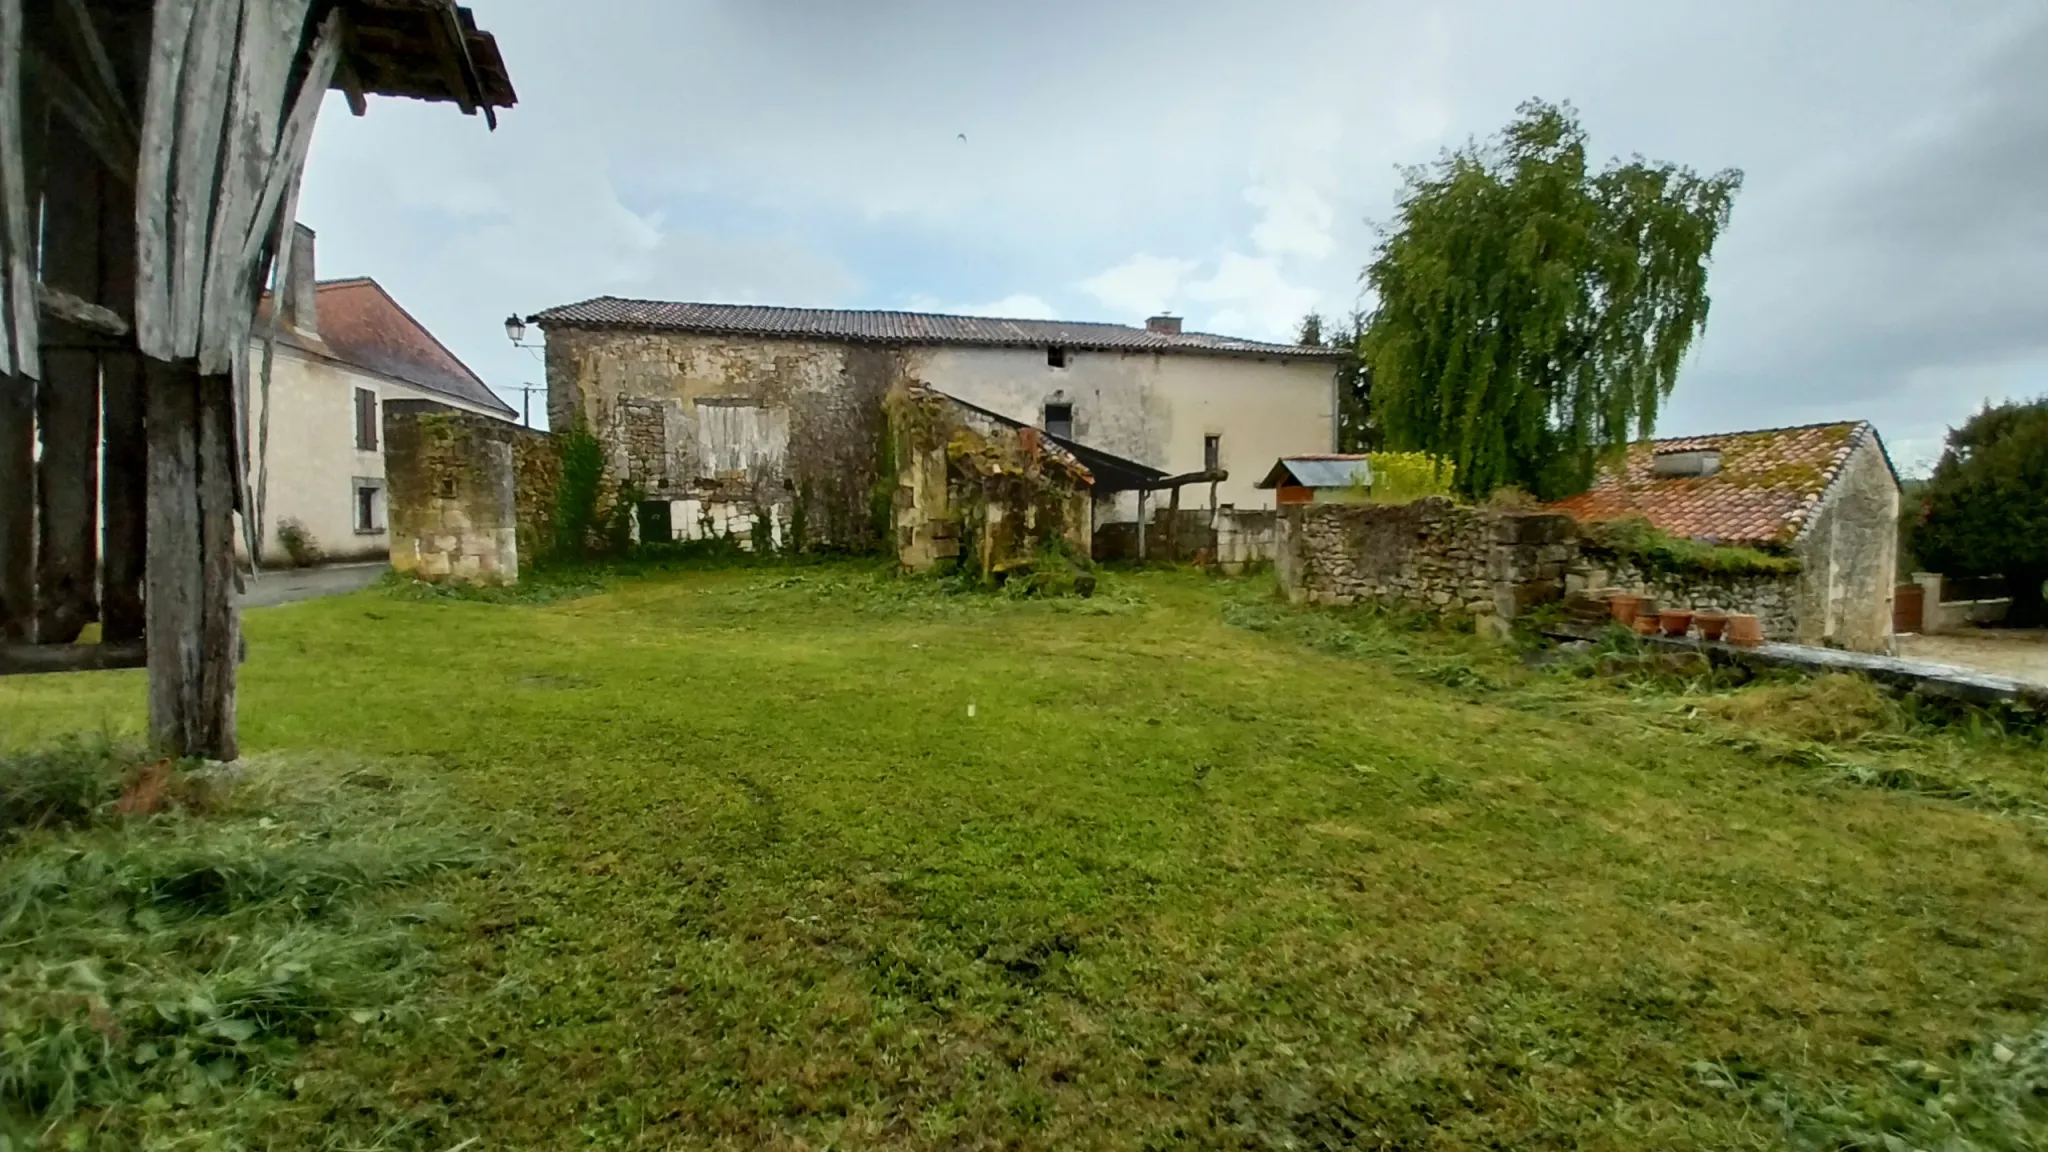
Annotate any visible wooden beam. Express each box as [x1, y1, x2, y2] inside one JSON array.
[[0, 0, 40, 642], [39, 282, 128, 337], [36, 120, 104, 643], [0, 640, 146, 676], [1166, 483, 1181, 562], [99, 2, 147, 645], [146, 357, 239, 760], [0, 370, 27, 642]]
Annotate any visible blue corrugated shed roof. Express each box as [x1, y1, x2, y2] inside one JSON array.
[[1256, 456, 1372, 490]]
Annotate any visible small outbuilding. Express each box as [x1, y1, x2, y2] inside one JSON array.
[[1256, 455, 1373, 505], [1551, 420, 1900, 652]]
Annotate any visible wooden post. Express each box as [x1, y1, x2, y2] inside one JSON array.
[[146, 358, 238, 760], [36, 121, 104, 643], [1136, 490, 1147, 562], [1166, 484, 1181, 562], [99, 1, 150, 645]]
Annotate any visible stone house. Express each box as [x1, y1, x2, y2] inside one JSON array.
[[526, 297, 1344, 553], [1551, 421, 1900, 651], [248, 225, 517, 564]]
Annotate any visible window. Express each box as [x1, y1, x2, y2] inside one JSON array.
[[1046, 346, 1068, 369], [354, 387, 378, 451], [1043, 402, 1073, 439], [1204, 434, 1221, 472], [695, 397, 790, 480], [353, 479, 384, 534]]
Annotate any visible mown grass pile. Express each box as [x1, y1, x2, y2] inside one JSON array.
[[2, 564, 2046, 1149], [0, 741, 482, 1150]]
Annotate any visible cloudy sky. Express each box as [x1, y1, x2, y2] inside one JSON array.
[[296, 0, 2048, 473]]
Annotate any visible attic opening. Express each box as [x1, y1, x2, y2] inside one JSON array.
[[1043, 402, 1074, 439], [1047, 346, 1068, 369], [1651, 448, 1723, 478]]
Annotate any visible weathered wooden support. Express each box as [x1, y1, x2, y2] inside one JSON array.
[[146, 358, 239, 760], [0, 368, 27, 642], [35, 119, 105, 643], [0, 640, 146, 675], [98, 1, 149, 645], [1165, 483, 1182, 561], [0, 0, 40, 643]]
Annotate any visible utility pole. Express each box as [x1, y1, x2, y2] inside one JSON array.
[[504, 384, 544, 428]]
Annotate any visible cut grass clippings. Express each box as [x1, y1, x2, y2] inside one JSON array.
[[3, 565, 2047, 1149], [0, 744, 484, 1150]]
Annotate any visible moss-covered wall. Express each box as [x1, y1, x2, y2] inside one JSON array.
[[383, 405, 522, 584], [541, 326, 898, 551], [886, 383, 1092, 577]]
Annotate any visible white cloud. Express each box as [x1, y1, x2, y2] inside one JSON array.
[[1079, 254, 1197, 318], [1184, 252, 1322, 339], [905, 292, 1058, 319], [1245, 183, 1335, 260]]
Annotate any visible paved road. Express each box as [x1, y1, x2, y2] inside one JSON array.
[[1899, 629, 2048, 689], [237, 562, 388, 609]]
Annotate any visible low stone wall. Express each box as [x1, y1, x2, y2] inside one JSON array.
[[1275, 499, 1575, 633], [384, 405, 523, 584], [1276, 498, 1803, 639], [1572, 557, 1798, 640]]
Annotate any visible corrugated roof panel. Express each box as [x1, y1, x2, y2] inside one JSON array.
[[1284, 458, 1372, 489]]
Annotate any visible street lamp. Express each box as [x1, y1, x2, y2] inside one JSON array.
[[503, 314, 527, 344]]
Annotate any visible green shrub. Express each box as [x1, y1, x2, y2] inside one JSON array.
[[553, 424, 608, 559], [274, 519, 322, 568], [1353, 452, 1457, 503]]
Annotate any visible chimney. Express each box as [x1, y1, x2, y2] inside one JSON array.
[[278, 223, 318, 336], [1146, 314, 1182, 335]]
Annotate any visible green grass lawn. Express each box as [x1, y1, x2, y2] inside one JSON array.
[[5, 565, 2048, 1150]]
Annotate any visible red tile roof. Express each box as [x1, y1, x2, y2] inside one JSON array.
[[1550, 421, 1885, 547], [264, 278, 514, 417], [529, 297, 1345, 360]]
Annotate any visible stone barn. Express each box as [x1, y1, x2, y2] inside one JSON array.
[[524, 298, 1344, 554]]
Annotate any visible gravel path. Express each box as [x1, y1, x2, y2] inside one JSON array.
[[1899, 629, 2048, 688]]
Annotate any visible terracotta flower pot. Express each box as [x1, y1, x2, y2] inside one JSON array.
[[1725, 614, 1764, 647], [1659, 610, 1694, 638], [1632, 615, 1661, 636], [1694, 612, 1729, 642], [1608, 594, 1642, 626]]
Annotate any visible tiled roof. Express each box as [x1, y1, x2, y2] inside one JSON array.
[[1550, 421, 1885, 546], [529, 296, 1344, 360], [265, 279, 515, 418]]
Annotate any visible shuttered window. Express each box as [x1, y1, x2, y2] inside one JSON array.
[[354, 388, 378, 451], [695, 400, 789, 479]]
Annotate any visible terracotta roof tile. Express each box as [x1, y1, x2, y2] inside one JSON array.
[[264, 279, 514, 418], [1550, 421, 1880, 547], [529, 296, 1344, 360]]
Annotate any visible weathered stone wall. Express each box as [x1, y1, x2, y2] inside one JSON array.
[[512, 432, 561, 565], [1792, 437, 1900, 651], [383, 405, 521, 584], [543, 327, 899, 552], [1275, 500, 1576, 632], [890, 384, 1090, 575], [1570, 557, 1799, 640], [1278, 498, 1821, 644]]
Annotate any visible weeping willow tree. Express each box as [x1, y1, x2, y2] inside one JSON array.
[[1362, 101, 1742, 501]]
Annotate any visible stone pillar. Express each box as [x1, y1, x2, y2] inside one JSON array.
[[384, 405, 521, 585]]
